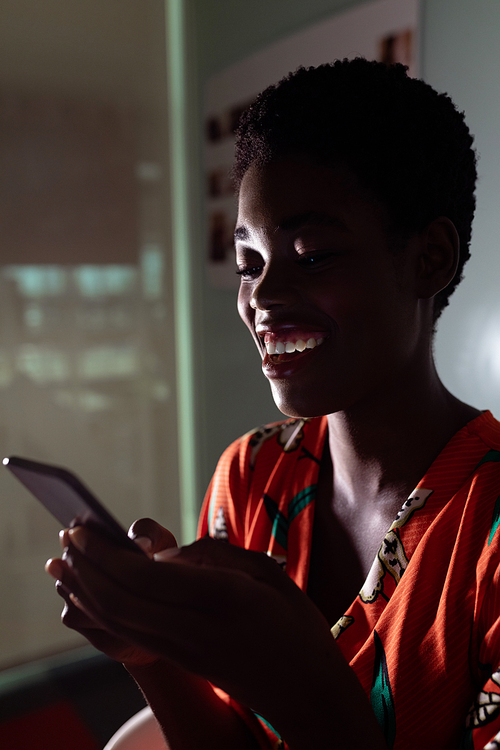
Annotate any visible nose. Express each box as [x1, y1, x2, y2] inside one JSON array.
[[249, 261, 300, 311]]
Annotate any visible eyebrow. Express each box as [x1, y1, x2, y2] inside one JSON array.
[[278, 211, 342, 232], [234, 211, 342, 243]]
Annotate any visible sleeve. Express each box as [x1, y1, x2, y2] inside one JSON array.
[[462, 562, 500, 750], [196, 434, 283, 750], [197, 432, 253, 544]]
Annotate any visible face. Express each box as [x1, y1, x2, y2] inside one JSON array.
[[235, 157, 428, 418]]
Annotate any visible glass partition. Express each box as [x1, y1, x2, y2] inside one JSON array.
[[0, 0, 179, 669]]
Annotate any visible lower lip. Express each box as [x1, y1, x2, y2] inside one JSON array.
[[262, 341, 327, 379]]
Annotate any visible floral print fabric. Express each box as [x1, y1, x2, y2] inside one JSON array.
[[198, 411, 500, 750]]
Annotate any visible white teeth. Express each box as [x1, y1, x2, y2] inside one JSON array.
[[266, 341, 276, 355], [265, 336, 326, 355]]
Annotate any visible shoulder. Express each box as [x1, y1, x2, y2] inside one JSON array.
[[198, 416, 326, 541], [451, 412, 500, 588], [466, 410, 500, 451], [463, 412, 500, 531], [216, 416, 325, 476]]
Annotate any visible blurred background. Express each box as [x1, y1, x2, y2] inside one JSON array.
[[0, 0, 498, 746]]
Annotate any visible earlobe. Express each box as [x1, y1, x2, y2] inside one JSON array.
[[417, 217, 460, 299]]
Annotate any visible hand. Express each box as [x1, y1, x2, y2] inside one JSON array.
[[47, 528, 345, 727], [46, 518, 178, 667], [48, 526, 388, 748]]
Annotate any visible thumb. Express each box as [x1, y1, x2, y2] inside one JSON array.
[[128, 518, 177, 557]]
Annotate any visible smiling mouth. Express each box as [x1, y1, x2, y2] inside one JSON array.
[[262, 334, 326, 362]]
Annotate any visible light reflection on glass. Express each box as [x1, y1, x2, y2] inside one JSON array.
[[73, 265, 137, 298], [0, 245, 178, 666], [17, 345, 70, 383], [0, 0, 180, 672], [141, 244, 164, 300], [0, 249, 167, 400], [4, 266, 68, 298]]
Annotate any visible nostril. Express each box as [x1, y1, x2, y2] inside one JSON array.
[[250, 280, 298, 311]]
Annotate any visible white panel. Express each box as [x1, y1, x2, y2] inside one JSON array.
[[424, 0, 500, 420], [206, 0, 419, 107]]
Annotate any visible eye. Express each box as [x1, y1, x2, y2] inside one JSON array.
[[296, 251, 339, 268], [235, 265, 263, 280]]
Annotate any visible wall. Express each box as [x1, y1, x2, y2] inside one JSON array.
[[190, 0, 500, 494]]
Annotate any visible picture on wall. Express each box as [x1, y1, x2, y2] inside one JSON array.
[[204, 0, 420, 288]]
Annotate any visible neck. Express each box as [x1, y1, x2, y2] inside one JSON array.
[[325, 358, 480, 509]]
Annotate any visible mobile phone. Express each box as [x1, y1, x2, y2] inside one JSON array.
[[3, 455, 145, 555]]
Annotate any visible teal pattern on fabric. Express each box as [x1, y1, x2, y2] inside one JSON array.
[[263, 494, 289, 549], [288, 485, 317, 522], [263, 485, 317, 550], [489, 495, 500, 545], [253, 712, 283, 741], [371, 630, 396, 750], [471, 450, 500, 546], [459, 728, 474, 750]]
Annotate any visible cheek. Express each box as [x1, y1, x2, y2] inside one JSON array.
[[237, 288, 257, 341], [237, 288, 249, 326]]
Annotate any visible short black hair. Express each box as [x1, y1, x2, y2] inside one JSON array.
[[233, 58, 477, 320]]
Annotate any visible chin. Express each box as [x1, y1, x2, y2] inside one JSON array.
[[271, 386, 330, 420]]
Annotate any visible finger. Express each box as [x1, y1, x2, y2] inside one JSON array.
[[169, 537, 288, 588], [133, 536, 154, 557], [128, 518, 177, 555], [66, 527, 216, 606], [67, 536, 285, 639], [57, 542, 191, 649], [48, 556, 162, 665], [46, 561, 106, 634], [57, 586, 155, 662], [58, 586, 101, 629], [58, 545, 244, 677], [46, 556, 65, 581], [59, 528, 70, 551], [67, 526, 291, 606], [68, 526, 153, 578], [61, 536, 311, 686], [66, 531, 212, 607], [153, 547, 182, 562], [51, 545, 138, 631]]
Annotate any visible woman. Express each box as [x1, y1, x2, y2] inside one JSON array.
[[47, 59, 500, 750]]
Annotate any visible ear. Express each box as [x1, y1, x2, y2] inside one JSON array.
[[416, 217, 459, 299]]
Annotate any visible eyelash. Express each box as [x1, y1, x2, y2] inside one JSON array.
[[235, 251, 339, 280], [235, 266, 263, 279], [296, 251, 338, 267]]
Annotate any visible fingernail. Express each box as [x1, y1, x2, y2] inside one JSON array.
[[133, 536, 153, 554], [154, 547, 180, 562], [46, 558, 64, 580], [69, 593, 83, 609], [68, 527, 85, 552]]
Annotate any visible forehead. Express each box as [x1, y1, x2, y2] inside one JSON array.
[[236, 157, 389, 238]]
